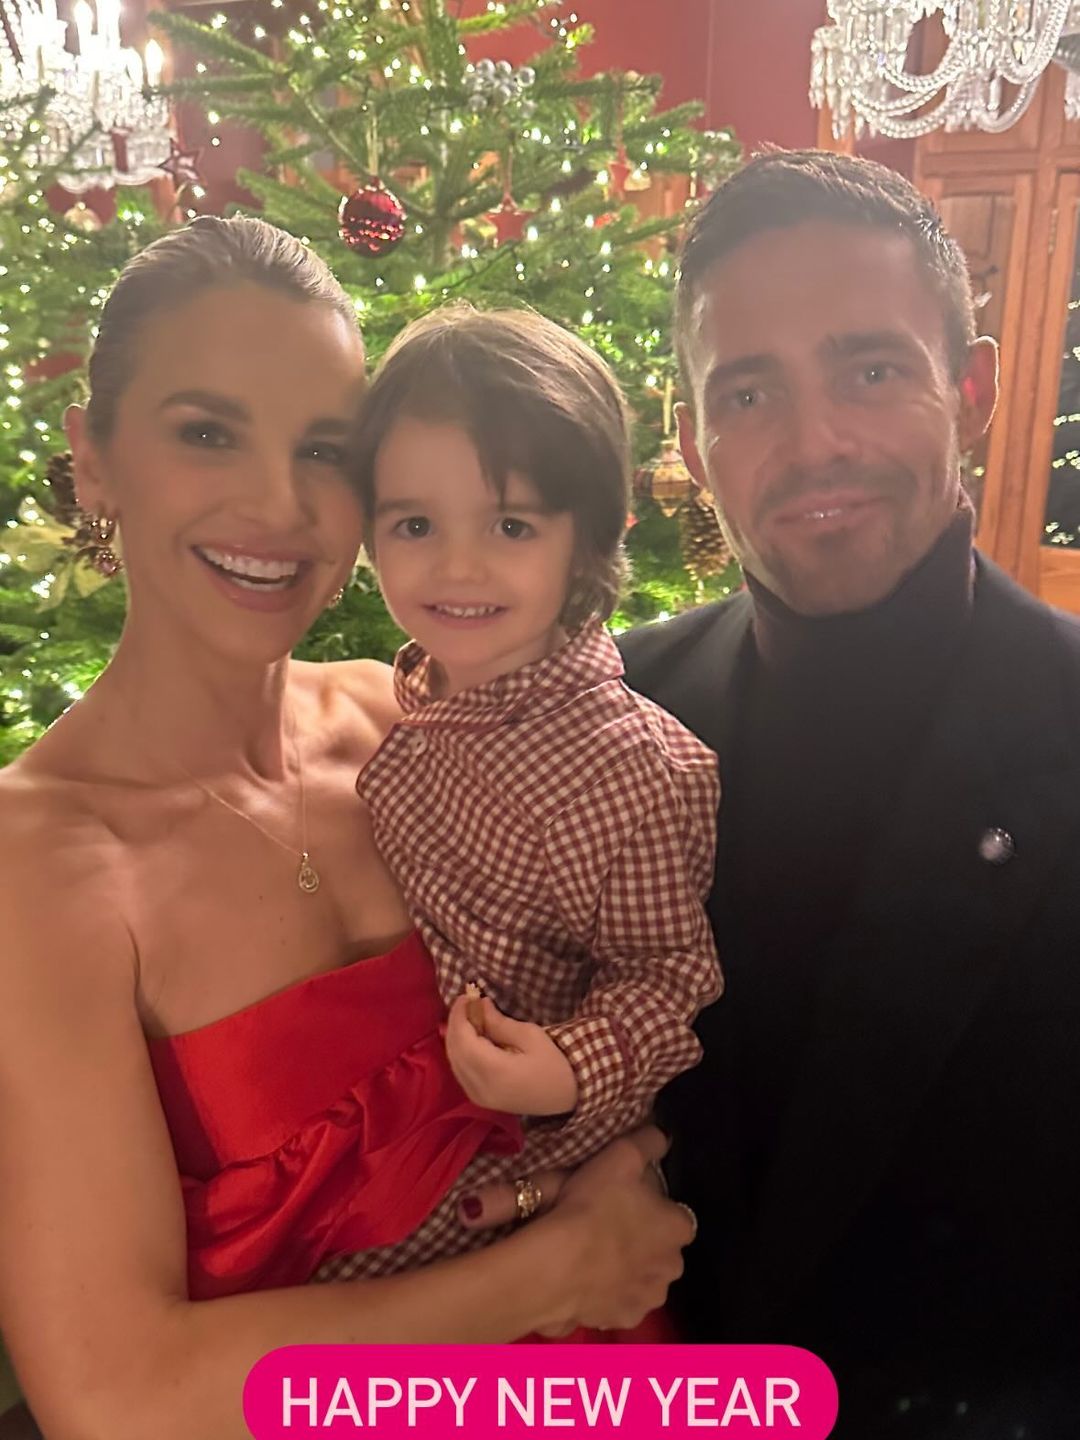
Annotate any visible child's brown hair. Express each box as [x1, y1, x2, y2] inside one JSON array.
[[351, 305, 631, 629]]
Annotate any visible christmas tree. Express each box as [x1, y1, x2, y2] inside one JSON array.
[[0, 0, 742, 764]]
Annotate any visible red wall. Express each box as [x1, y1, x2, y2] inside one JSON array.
[[461, 0, 912, 171], [703, 0, 825, 147], [462, 0, 828, 151]]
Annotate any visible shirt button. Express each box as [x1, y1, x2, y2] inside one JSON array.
[[978, 827, 1015, 865], [408, 732, 428, 755]]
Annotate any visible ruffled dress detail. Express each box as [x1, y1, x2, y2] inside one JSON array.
[[149, 931, 522, 1300]]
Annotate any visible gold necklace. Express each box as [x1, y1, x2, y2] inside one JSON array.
[[151, 707, 320, 896]]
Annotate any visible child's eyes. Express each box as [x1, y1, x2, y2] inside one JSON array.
[[498, 516, 536, 540], [178, 419, 233, 449], [391, 515, 432, 538], [385, 516, 535, 539]]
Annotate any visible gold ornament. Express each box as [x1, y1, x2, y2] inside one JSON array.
[[638, 378, 695, 516], [63, 202, 103, 233], [645, 443, 695, 517]]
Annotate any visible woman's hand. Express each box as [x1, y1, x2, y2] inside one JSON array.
[[459, 1127, 694, 1335]]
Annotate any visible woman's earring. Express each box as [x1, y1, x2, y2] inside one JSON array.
[[73, 510, 123, 578], [43, 452, 122, 579], [327, 586, 346, 609]]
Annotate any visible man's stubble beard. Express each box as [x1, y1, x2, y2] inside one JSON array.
[[713, 452, 962, 618]]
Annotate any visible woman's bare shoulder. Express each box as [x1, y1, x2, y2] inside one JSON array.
[[0, 754, 91, 839], [0, 758, 126, 933]]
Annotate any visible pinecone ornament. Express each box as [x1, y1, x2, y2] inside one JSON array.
[[44, 450, 79, 525], [678, 491, 732, 582]]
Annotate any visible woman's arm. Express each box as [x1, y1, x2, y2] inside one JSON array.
[[0, 856, 686, 1440]]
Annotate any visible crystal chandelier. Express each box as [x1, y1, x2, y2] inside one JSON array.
[[811, 0, 1077, 139], [1055, 11, 1080, 118], [0, 0, 171, 193]]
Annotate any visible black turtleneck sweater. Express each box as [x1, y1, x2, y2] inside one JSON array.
[[710, 508, 976, 1200]]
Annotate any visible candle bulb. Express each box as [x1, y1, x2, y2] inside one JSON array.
[[97, 0, 121, 50], [143, 39, 163, 87], [73, 1, 93, 59], [20, 5, 39, 58]]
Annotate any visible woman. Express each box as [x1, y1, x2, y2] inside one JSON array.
[[0, 218, 690, 1440]]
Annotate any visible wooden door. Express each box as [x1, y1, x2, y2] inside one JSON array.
[[916, 169, 1040, 564]]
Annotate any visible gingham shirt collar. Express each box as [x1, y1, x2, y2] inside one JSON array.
[[392, 621, 625, 726]]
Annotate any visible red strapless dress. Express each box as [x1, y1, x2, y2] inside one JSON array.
[[148, 931, 521, 1301]]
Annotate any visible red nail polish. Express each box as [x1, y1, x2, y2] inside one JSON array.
[[461, 1195, 482, 1220]]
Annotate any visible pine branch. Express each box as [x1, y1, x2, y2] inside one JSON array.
[[237, 168, 344, 219], [163, 73, 289, 99], [457, 2, 545, 36], [150, 11, 278, 74]]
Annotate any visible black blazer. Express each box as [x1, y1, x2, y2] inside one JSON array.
[[621, 559, 1080, 1438]]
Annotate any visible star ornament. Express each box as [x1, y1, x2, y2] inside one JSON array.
[[489, 196, 532, 246], [158, 139, 204, 188]]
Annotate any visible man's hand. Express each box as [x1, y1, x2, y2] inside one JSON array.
[[446, 994, 579, 1115]]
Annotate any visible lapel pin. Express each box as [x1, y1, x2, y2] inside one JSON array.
[[978, 827, 1015, 865]]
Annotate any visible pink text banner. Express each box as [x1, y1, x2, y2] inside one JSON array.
[[243, 1344, 838, 1438]]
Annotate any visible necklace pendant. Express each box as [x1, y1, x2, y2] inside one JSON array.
[[298, 852, 320, 895]]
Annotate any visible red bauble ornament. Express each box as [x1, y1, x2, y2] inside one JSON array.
[[339, 179, 406, 257], [488, 196, 530, 246]]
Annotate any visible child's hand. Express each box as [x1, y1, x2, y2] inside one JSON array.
[[446, 994, 579, 1116]]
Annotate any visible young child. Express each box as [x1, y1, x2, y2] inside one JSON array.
[[317, 305, 721, 1282]]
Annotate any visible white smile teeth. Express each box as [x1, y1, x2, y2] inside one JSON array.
[[432, 604, 501, 618], [198, 546, 301, 584], [806, 507, 844, 521]]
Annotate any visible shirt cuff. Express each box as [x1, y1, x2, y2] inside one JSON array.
[[546, 1015, 632, 1125]]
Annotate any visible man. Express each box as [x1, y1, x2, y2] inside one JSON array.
[[620, 150, 1080, 1437]]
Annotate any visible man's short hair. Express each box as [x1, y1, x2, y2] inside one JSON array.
[[674, 148, 976, 389]]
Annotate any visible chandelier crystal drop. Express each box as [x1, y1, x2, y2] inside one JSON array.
[[0, 0, 171, 193], [811, 0, 1077, 139]]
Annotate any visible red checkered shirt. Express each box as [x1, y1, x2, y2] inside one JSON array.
[[315, 622, 721, 1283]]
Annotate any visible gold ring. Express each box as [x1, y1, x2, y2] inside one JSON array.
[[513, 1175, 543, 1221]]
